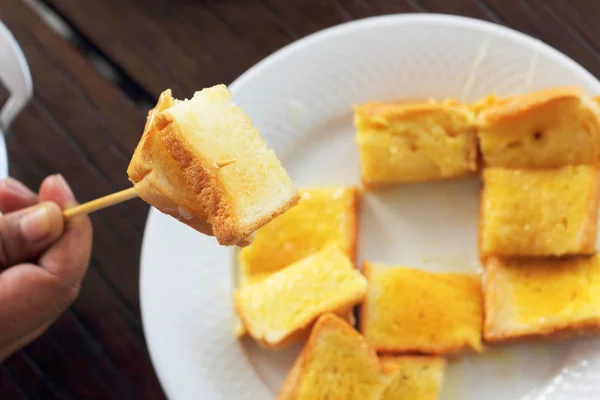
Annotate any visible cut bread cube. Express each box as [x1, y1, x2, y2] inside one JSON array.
[[484, 256, 600, 343], [480, 166, 600, 258], [234, 246, 367, 349], [478, 86, 600, 168], [354, 101, 477, 188], [127, 90, 213, 236], [380, 356, 445, 400], [133, 84, 299, 245], [360, 262, 483, 354], [239, 186, 360, 281], [235, 186, 360, 337], [278, 314, 446, 400], [234, 307, 355, 340], [278, 313, 387, 400]]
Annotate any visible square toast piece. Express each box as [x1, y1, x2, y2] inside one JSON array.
[[127, 90, 213, 236], [480, 166, 600, 258], [136, 85, 299, 245], [354, 101, 477, 188], [360, 262, 483, 355], [380, 356, 445, 400], [234, 246, 367, 349], [235, 186, 360, 336], [278, 313, 387, 400], [478, 86, 600, 168], [238, 186, 360, 284], [484, 256, 600, 343], [278, 314, 446, 400]]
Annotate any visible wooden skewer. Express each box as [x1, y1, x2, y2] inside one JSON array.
[[63, 187, 139, 220], [62, 158, 237, 219]]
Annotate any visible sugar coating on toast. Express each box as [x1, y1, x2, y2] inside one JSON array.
[[234, 246, 367, 349], [354, 101, 477, 188], [154, 85, 299, 245], [127, 90, 213, 235], [480, 166, 600, 258], [484, 256, 600, 343], [380, 356, 445, 400], [278, 314, 387, 400], [239, 186, 360, 283], [360, 262, 483, 354], [478, 86, 600, 168], [235, 186, 360, 337]]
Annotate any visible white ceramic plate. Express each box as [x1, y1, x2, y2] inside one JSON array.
[[140, 14, 600, 400]]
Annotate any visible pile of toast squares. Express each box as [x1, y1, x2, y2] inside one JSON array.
[[232, 86, 600, 399]]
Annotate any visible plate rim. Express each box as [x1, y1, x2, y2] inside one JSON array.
[[229, 13, 600, 95], [140, 13, 600, 400]]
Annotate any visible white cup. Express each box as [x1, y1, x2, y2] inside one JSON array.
[[0, 20, 33, 179]]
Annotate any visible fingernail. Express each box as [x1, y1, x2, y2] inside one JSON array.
[[20, 204, 51, 242], [54, 174, 74, 197], [53, 174, 77, 208], [4, 178, 34, 198]]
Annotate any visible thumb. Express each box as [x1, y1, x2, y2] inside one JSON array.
[[0, 201, 64, 270]]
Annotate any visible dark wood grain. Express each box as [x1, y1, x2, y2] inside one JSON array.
[[44, 0, 259, 99], [479, 0, 600, 79], [417, 0, 493, 19], [2, 0, 600, 398], [0, 365, 29, 400], [2, 0, 149, 315], [43, 0, 600, 106], [0, 0, 163, 398]]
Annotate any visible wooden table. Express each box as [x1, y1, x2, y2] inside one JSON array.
[[0, 0, 598, 398]]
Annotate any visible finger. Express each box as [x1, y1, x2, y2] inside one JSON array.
[[0, 263, 76, 348], [38, 174, 92, 287], [0, 175, 89, 354], [0, 202, 64, 270], [0, 178, 37, 213], [38, 174, 78, 210]]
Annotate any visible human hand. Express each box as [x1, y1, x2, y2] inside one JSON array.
[[0, 175, 92, 361]]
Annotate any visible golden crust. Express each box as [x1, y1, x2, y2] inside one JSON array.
[[129, 87, 298, 246], [485, 318, 600, 344], [360, 262, 483, 355], [477, 86, 600, 168], [379, 355, 445, 374], [234, 293, 364, 350], [479, 86, 584, 124], [239, 186, 362, 277], [257, 307, 356, 350], [355, 102, 468, 121], [278, 346, 306, 400], [235, 186, 362, 338], [152, 87, 298, 246], [484, 256, 600, 344], [234, 295, 356, 349], [355, 101, 478, 188], [127, 90, 213, 235], [477, 184, 486, 263], [156, 112, 237, 243], [347, 187, 361, 265], [483, 304, 596, 343], [233, 247, 367, 349], [277, 313, 386, 400], [234, 289, 305, 349], [379, 355, 445, 400], [278, 315, 446, 399], [479, 167, 600, 258], [580, 170, 600, 253]]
